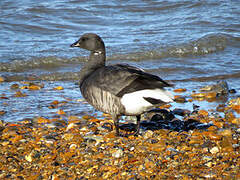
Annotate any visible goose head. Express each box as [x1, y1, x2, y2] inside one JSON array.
[[70, 33, 105, 52]]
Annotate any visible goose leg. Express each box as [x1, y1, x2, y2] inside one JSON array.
[[112, 115, 120, 136], [132, 115, 141, 136], [112, 115, 141, 137]]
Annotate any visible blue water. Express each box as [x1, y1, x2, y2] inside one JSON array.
[[0, 0, 239, 121]]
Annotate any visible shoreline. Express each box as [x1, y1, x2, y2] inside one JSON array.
[[0, 80, 240, 179]]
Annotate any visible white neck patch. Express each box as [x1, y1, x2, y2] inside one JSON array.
[[93, 51, 102, 56]]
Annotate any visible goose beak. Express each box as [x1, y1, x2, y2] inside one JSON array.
[[70, 41, 80, 47]]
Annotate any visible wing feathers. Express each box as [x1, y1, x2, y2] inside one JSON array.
[[86, 64, 173, 98]]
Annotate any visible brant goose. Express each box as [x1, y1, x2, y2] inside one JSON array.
[[70, 33, 173, 136]]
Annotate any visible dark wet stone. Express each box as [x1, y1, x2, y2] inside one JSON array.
[[142, 112, 213, 132], [10, 83, 20, 90], [87, 122, 97, 129], [150, 114, 164, 121], [119, 123, 136, 131], [54, 121, 67, 128], [5, 175, 12, 178], [43, 135, 57, 141], [216, 104, 225, 112], [183, 119, 201, 131], [148, 108, 175, 121], [101, 122, 113, 132], [0, 110, 6, 116], [140, 121, 160, 131], [85, 138, 97, 145], [0, 126, 4, 134], [149, 139, 158, 144], [48, 104, 56, 109], [174, 96, 187, 103], [17, 176, 24, 180], [200, 80, 229, 95], [192, 104, 200, 114], [172, 108, 191, 116], [120, 107, 213, 133], [229, 89, 236, 94], [53, 161, 60, 166], [170, 119, 184, 131]]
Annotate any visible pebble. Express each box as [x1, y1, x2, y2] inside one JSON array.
[[174, 96, 187, 103], [205, 161, 212, 167], [210, 146, 219, 154], [200, 81, 229, 95], [62, 133, 74, 141], [198, 110, 209, 116], [45, 123, 57, 128], [10, 83, 20, 89], [66, 123, 77, 131], [236, 128, 240, 133], [191, 93, 205, 98], [166, 147, 179, 153], [0, 110, 6, 116], [69, 144, 77, 151], [216, 104, 225, 112], [228, 97, 240, 106], [143, 130, 154, 139], [14, 90, 27, 97], [205, 92, 217, 99], [173, 88, 187, 93], [202, 156, 213, 161], [35, 116, 50, 124], [44, 140, 54, 144], [229, 89, 237, 93], [219, 129, 232, 137], [130, 147, 135, 151], [112, 149, 124, 158], [232, 144, 239, 148], [172, 108, 191, 116], [0, 76, 5, 82], [53, 86, 64, 90], [84, 135, 104, 145], [99, 121, 113, 132], [25, 152, 33, 162]]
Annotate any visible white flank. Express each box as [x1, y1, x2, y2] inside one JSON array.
[[121, 89, 173, 115]]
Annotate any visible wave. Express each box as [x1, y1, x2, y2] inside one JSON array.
[[3, 69, 240, 83], [109, 33, 231, 61], [0, 56, 87, 72], [0, 33, 237, 73], [172, 72, 240, 82]]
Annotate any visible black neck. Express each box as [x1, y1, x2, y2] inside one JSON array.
[[89, 50, 106, 67], [79, 49, 106, 86]]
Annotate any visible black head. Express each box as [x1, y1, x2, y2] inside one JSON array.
[[70, 33, 105, 52]]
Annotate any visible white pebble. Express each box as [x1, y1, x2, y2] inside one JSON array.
[[210, 146, 219, 154], [112, 149, 124, 158]]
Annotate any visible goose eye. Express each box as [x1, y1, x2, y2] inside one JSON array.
[[81, 37, 88, 42]]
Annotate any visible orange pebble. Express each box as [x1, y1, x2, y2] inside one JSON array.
[[37, 117, 50, 123], [53, 86, 64, 90], [205, 92, 217, 99], [198, 109, 208, 116], [28, 85, 41, 90], [173, 88, 187, 93], [0, 76, 5, 82], [232, 105, 240, 113], [191, 93, 205, 98], [57, 109, 66, 115]]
